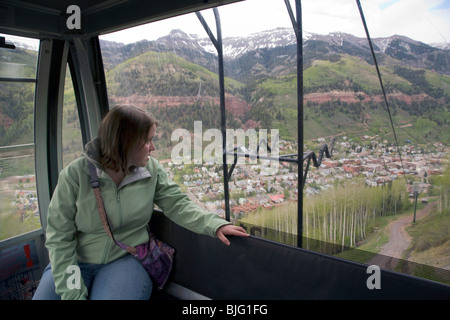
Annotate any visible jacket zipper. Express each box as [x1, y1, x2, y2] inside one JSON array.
[[98, 169, 148, 264], [101, 237, 113, 264], [100, 179, 121, 264], [116, 188, 123, 228]]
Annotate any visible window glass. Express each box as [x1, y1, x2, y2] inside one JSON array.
[[0, 35, 37, 80], [0, 35, 40, 241], [99, 0, 450, 285]]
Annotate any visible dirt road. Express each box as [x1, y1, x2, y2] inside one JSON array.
[[367, 202, 436, 270]]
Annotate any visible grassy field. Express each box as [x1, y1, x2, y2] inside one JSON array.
[[405, 202, 450, 277]]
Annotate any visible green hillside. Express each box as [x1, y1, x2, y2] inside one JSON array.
[[106, 50, 244, 98], [304, 54, 411, 93], [2, 43, 449, 161], [249, 53, 450, 144], [97, 36, 450, 149]]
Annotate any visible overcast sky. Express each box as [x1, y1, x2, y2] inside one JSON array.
[[100, 0, 450, 45]]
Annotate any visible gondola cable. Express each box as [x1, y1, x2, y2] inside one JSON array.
[[356, 0, 408, 184]]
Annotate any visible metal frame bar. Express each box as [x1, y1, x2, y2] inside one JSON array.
[[195, 1, 337, 248], [293, 0, 303, 248], [0, 77, 36, 83], [0, 143, 35, 153], [35, 38, 69, 228], [196, 8, 231, 222], [68, 38, 106, 142], [67, 36, 109, 147]]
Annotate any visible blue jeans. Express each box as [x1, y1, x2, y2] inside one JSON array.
[[32, 254, 152, 300]]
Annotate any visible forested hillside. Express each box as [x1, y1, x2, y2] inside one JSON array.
[[99, 29, 450, 147], [0, 47, 37, 147]]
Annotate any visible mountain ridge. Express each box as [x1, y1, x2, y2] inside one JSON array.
[[100, 28, 450, 94], [1, 27, 449, 155], [100, 32, 450, 144], [100, 27, 450, 74]]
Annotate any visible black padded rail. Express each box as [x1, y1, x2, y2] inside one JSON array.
[[149, 210, 450, 300]]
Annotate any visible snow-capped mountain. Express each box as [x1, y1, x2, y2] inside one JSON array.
[[159, 28, 449, 69], [157, 28, 297, 59], [222, 28, 297, 59], [100, 28, 450, 78]]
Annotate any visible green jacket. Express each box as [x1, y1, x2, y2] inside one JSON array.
[[45, 138, 230, 300]]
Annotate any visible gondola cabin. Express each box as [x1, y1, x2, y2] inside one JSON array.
[[1, 0, 450, 302]]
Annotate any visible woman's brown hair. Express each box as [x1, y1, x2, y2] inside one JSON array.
[[98, 105, 158, 173]]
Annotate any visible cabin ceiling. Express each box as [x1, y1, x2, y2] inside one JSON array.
[[0, 0, 242, 39]]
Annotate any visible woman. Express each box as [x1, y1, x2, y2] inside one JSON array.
[[33, 105, 248, 300]]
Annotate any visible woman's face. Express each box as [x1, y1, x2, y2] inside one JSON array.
[[129, 124, 156, 167]]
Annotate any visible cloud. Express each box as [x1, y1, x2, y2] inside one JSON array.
[[379, 0, 401, 10], [300, 0, 449, 43], [367, 0, 450, 42]]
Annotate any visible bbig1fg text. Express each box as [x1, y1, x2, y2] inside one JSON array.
[[226, 305, 268, 316]]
